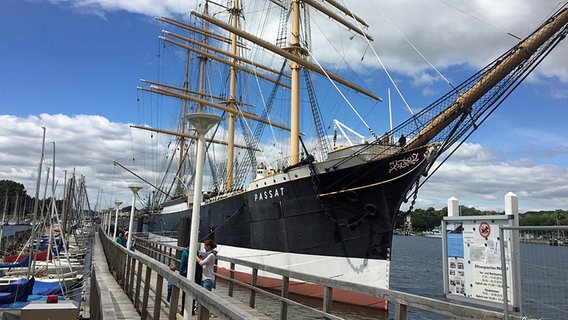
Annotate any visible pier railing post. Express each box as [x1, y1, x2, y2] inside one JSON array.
[[249, 268, 258, 308], [229, 262, 235, 297], [395, 303, 408, 320], [280, 276, 289, 320], [135, 260, 143, 310], [129, 256, 136, 299], [168, 285, 180, 320], [118, 244, 125, 287], [323, 286, 332, 314], [124, 255, 131, 296], [153, 274, 164, 320], [141, 265, 152, 320]]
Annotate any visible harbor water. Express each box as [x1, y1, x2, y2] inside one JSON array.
[[214, 235, 448, 319], [216, 234, 567, 319]]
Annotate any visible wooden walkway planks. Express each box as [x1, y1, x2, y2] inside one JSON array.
[[134, 257, 272, 320], [93, 231, 273, 319], [92, 233, 140, 319]]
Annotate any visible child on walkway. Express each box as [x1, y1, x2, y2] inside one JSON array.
[[167, 263, 177, 302]]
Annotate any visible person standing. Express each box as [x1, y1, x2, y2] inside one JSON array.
[[179, 246, 203, 284], [196, 239, 217, 291], [167, 263, 177, 302], [179, 242, 203, 315], [398, 134, 406, 147], [116, 231, 126, 247]]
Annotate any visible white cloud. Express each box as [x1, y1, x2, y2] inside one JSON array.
[[43, 0, 568, 83], [0, 114, 168, 210], [49, 0, 192, 19], [1, 116, 566, 212], [414, 143, 568, 212]]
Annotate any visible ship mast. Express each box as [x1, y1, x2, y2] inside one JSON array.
[[286, 0, 306, 165], [191, 2, 380, 168], [226, 0, 239, 191], [197, 1, 209, 114], [176, 38, 191, 197]]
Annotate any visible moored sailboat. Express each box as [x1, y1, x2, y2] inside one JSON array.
[[128, 1, 568, 308]]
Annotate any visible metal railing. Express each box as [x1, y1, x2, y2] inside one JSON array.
[[500, 225, 568, 320], [129, 233, 506, 320]]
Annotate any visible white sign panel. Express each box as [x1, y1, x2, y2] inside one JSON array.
[[443, 216, 516, 307]]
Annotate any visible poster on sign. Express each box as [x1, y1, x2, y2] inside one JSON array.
[[443, 215, 516, 308]]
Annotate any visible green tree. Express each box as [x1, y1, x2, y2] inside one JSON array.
[[0, 180, 33, 217]]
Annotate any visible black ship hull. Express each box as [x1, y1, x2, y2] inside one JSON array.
[[147, 146, 431, 261]]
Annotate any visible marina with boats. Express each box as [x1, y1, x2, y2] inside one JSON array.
[[0, 128, 95, 317]]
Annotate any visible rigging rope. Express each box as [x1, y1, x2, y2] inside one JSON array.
[[339, 1, 415, 116], [438, 0, 530, 41], [306, 48, 378, 140], [374, 8, 455, 90]]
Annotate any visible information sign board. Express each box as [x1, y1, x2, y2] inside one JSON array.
[[443, 215, 516, 308]]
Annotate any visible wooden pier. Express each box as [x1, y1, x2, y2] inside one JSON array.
[[84, 228, 510, 320], [87, 232, 141, 319]]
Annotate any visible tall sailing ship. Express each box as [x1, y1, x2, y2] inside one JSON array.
[[129, 1, 568, 307]]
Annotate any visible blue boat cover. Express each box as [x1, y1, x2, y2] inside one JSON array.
[[32, 280, 65, 295], [0, 277, 34, 304]]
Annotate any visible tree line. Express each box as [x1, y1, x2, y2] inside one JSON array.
[[396, 206, 568, 232], [0, 179, 64, 219]]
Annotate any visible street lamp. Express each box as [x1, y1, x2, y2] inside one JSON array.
[[107, 208, 113, 235], [184, 113, 222, 319], [127, 185, 142, 250], [113, 200, 123, 240]]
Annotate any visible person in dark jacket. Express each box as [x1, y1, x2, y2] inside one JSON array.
[[116, 232, 126, 247], [179, 243, 203, 315]]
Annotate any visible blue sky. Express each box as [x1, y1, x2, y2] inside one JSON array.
[[1, 1, 159, 122], [1, 0, 567, 212]]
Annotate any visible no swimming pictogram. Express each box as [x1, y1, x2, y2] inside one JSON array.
[[478, 222, 491, 238]]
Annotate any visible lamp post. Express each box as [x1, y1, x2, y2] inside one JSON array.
[[113, 200, 123, 240], [184, 113, 222, 319], [107, 208, 113, 235], [101, 211, 107, 234], [127, 185, 142, 250]]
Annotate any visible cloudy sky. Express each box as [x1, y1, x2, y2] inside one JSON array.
[[1, 0, 567, 212]]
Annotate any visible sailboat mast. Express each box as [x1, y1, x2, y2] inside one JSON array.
[[0, 190, 7, 249], [27, 126, 46, 278], [288, 0, 304, 165], [226, 0, 239, 191], [12, 193, 18, 224]]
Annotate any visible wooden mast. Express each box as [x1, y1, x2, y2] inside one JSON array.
[[226, 0, 239, 191], [191, 3, 380, 166], [287, 0, 303, 165], [176, 36, 191, 197]]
